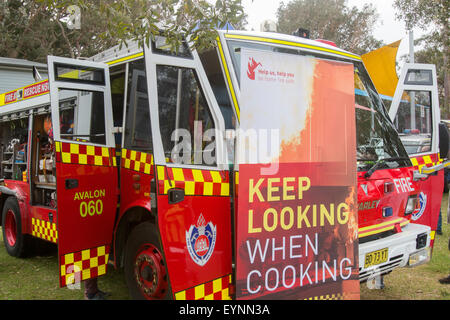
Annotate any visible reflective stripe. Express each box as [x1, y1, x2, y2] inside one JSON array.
[[304, 292, 354, 300], [359, 217, 404, 232], [55, 141, 116, 167], [157, 166, 230, 196], [60, 245, 109, 287], [358, 218, 409, 238], [31, 217, 58, 243], [121, 148, 153, 174], [106, 52, 143, 66], [217, 39, 240, 120], [430, 230, 435, 240], [410, 153, 442, 173], [224, 34, 362, 61], [0, 80, 50, 107], [174, 274, 232, 300]]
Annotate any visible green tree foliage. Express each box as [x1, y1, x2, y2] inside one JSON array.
[[276, 0, 383, 55], [0, 0, 247, 63], [99, 0, 247, 52], [0, 0, 118, 61], [393, 0, 449, 117]]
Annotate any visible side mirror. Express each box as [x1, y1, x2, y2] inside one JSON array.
[[413, 170, 429, 181]]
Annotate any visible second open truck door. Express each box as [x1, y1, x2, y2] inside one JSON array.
[[389, 63, 444, 248], [47, 56, 118, 287], [138, 38, 233, 299]]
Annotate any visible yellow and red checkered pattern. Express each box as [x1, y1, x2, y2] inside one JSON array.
[[175, 274, 232, 300], [156, 166, 230, 196], [410, 153, 442, 172], [121, 149, 153, 174], [304, 292, 356, 300], [55, 141, 116, 167], [60, 245, 109, 287], [31, 217, 58, 243]]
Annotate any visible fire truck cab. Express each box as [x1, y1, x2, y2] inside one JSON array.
[[0, 29, 441, 299]]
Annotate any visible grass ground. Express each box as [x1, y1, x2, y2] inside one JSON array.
[[360, 194, 450, 300], [0, 236, 130, 300], [0, 197, 449, 300]]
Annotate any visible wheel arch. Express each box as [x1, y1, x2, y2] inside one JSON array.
[[0, 184, 30, 233], [0, 186, 17, 227], [113, 204, 156, 269]]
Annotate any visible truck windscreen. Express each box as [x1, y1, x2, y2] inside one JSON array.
[[226, 40, 411, 172]]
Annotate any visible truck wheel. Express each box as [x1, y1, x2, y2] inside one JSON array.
[[1, 197, 30, 257], [124, 222, 171, 300]]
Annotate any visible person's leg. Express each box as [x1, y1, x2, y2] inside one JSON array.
[[439, 276, 450, 284], [437, 210, 443, 235], [84, 278, 110, 300], [439, 237, 450, 284], [84, 278, 99, 300], [447, 192, 450, 223]]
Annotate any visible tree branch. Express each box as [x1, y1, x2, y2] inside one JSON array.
[[56, 11, 74, 58]]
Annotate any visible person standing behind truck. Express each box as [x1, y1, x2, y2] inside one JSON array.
[[438, 237, 450, 284], [438, 122, 450, 235]]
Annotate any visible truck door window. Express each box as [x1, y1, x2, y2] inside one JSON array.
[[353, 67, 410, 169], [54, 63, 105, 85], [110, 65, 126, 128], [58, 89, 106, 145], [199, 49, 236, 130], [123, 59, 152, 152], [156, 65, 216, 166], [394, 90, 432, 155], [152, 35, 193, 59]]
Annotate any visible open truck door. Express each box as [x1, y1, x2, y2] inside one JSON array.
[[234, 48, 360, 299], [47, 56, 118, 287], [388, 63, 443, 247], [140, 38, 233, 299]]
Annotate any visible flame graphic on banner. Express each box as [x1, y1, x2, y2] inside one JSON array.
[[246, 58, 262, 80], [344, 186, 358, 244]]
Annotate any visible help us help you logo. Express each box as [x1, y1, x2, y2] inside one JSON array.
[[246, 57, 295, 83]]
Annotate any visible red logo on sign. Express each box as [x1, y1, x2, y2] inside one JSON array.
[[247, 57, 262, 80]]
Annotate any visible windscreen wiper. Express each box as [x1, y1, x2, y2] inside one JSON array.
[[364, 157, 410, 179]]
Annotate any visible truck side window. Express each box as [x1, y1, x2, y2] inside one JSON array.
[[58, 89, 106, 145], [156, 65, 216, 166], [123, 59, 152, 152], [394, 90, 433, 155]]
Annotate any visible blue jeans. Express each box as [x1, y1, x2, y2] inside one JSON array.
[[437, 210, 442, 233]]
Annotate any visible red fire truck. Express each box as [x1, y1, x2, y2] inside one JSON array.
[[0, 29, 443, 299]]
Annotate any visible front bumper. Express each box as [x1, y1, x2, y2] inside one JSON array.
[[358, 223, 431, 282]]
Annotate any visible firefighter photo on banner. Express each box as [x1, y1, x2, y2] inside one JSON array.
[[235, 48, 360, 300]]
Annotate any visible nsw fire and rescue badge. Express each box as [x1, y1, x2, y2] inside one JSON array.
[[186, 214, 216, 266], [412, 191, 427, 221]]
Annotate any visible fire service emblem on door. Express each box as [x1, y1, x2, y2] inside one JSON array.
[[186, 214, 216, 266]]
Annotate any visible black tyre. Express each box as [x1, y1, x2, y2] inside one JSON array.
[[1, 197, 30, 257], [124, 222, 171, 300]]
